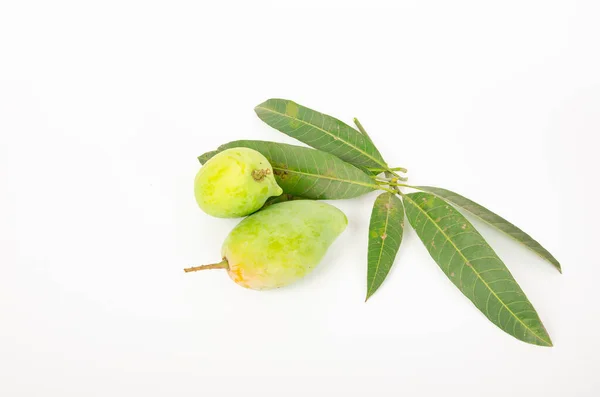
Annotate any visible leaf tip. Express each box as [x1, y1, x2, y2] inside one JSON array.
[[198, 149, 218, 165], [365, 286, 376, 302], [534, 324, 553, 347], [253, 99, 270, 114]]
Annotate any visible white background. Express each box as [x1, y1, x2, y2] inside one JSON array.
[[1, 1, 599, 396]]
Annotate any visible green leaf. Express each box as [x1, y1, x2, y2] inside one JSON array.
[[254, 99, 387, 172], [198, 140, 379, 200], [353, 117, 376, 146], [197, 149, 218, 165], [403, 192, 552, 347], [261, 193, 304, 209], [366, 192, 405, 301], [415, 186, 561, 273]]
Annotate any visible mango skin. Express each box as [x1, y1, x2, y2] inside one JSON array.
[[194, 148, 283, 218], [221, 200, 348, 290]]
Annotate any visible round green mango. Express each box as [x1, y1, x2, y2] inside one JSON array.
[[185, 200, 348, 290], [194, 148, 283, 218]]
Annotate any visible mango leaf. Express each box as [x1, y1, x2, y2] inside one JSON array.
[[403, 192, 552, 347], [366, 192, 405, 301], [198, 140, 378, 200], [197, 149, 218, 165], [415, 186, 561, 273], [254, 98, 387, 172], [353, 117, 375, 146], [261, 193, 304, 209]]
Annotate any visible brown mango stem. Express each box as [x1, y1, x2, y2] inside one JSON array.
[[252, 169, 271, 181], [184, 259, 229, 273]]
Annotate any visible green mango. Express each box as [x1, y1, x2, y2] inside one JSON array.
[[185, 200, 348, 290], [194, 147, 283, 218]]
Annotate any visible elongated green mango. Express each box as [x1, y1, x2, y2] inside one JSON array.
[[186, 200, 348, 290]]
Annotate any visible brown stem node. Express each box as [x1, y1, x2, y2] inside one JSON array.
[[252, 169, 270, 181]]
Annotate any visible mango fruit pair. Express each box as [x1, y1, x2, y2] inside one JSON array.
[[190, 148, 347, 290]]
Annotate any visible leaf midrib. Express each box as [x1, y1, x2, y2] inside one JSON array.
[[256, 105, 387, 170], [416, 186, 561, 272], [404, 194, 551, 346], [273, 166, 379, 191], [367, 194, 393, 298]]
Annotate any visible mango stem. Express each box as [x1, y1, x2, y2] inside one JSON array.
[[252, 169, 271, 181], [184, 259, 229, 273]]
